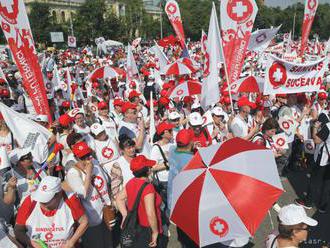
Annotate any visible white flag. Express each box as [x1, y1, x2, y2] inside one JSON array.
[[248, 26, 281, 53], [126, 44, 139, 84], [152, 41, 169, 74], [0, 103, 51, 164], [201, 3, 222, 109]]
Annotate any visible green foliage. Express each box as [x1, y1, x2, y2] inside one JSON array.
[[28, 2, 64, 46]]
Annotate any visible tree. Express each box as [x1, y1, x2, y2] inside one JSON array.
[[73, 0, 125, 45], [28, 2, 62, 46]]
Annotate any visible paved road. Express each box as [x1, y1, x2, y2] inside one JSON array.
[[167, 169, 330, 248]]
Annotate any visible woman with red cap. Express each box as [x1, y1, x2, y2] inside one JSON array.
[[311, 91, 328, 120], [116, 155, 166, 248], [66, 141, 114, 248], [55, 114, 74, 166], [97, 101, 118, 140], [0, 116, 18, 152]]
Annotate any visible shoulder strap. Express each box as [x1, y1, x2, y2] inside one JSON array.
[[132, 182, 149, 211], [270, 235, 279, 248], [154, 144, 168, 169], [10, 131, 15, 149], [97, 117, 103, 125]]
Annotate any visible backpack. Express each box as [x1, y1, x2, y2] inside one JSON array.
[[120, 182, 149, 248]]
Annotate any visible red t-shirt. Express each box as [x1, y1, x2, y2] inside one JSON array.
[[16, 192, 85, 225], [125, 178, 163, 233], [189, 128, 212, 147]]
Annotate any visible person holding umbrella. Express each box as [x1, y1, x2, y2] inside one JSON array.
[[266, 204, 318, 248]]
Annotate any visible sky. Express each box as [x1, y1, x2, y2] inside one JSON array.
[[265, 0, 330, 8]]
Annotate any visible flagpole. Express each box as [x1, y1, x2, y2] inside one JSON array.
[[292, 2, 297, 41]]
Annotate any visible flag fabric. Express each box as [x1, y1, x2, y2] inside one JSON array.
[[201, 3, 222, 109], [68, 36, 77, 48], [152, 42, 169, 74], [0, 103, 51, 164], [149, 92, 155, 146], [264, 55, 327, 95], [0, 0, 51, 121], [126, 44, 139, 83], [300, 0, 318, 57], [248, 26, 281, 53], [283, 32, 292, 53], [165, 0, 186, 48], [220, 0, 258, 84], [158, 35, 177, 48], [201, 30, 210, 77]]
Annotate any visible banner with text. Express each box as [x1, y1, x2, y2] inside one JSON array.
[[264, 55, 327, 94], [0, 0, 51, 121]]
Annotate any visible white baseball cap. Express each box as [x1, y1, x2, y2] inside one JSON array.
[[211, 106, 225, 116], [9, 148, 32, 165], [278, 204, 318, 226], [31, 176, 62, 203], [169, 111, 181, 120], [35, 115, 49, 123], [90, 123, 105, 136], [191, 102, 201, 109], [189, 112, 203, 126]]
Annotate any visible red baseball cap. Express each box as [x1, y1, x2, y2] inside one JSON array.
[[130, 155, 156, 172], [129, 81, 137, 88], [183, 96, 194, 104], [159, 97, 170, 107], [128, 90, 141, 99], [62, 101, 71, 108], [176, 129, 192, 146], [162, 83, 172, 90], [92, 82, 100, 89], [276, 94, 287, 98], [237, 97, 255, 109], [121, 102, 137, 113], [72, 141, 92, 159], [318, 92, 327, 100], [98, 101, 108, 110], [156, 122, 175, 135], [58, 114, 73, 127], [113, 98, 124, 106], [160, 89, 168, 97], [0, 79, 6, 85], [1, 89, 9, 97]]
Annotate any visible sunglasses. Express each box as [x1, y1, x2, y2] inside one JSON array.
[[80, 154, 92, 161]]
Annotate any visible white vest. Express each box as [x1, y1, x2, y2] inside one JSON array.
[[26, 197, 75, 248]]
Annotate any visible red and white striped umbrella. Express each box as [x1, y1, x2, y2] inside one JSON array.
[[164, 61, 192, 75], [226, 76, 264, 93], [88, 66, 125, 81], [170, 138, 283, 247], [167, 80, 201, 99]]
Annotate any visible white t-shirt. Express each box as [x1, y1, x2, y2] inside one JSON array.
[[91, 138, 120, 165], [0, 132, 14, 152], [231, 115, 249, 138], [98, 115, 118, 140], [73, 124, 94, 146], [66, 161, 111, 226], [150, 143, 174, 182], [265, 233, 297, 248]]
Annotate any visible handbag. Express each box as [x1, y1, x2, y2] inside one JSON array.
[[120, 182, 149, 248]]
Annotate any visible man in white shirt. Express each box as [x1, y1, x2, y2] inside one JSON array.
[[230, 97, 259, 140]]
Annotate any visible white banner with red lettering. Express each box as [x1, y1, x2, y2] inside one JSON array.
[[300, 0, 318, 56], [220, 0, 258, 84], [264, 55, 327, 95], [0, 0, 51, 121], [165, 0, 186, 48]]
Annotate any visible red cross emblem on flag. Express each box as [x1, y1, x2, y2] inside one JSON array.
[[176, 89, 184, 96], [268, 62, 287, 88], [45, 232, 53, 241], [209, 217, 229, 238], [282, 121, 290, 130], [166, 3, 177, 15], [0, 0, 19, 24], [276, 138, 285, 147], [308, 0, 317, 10], [306, 143, 313, 151], [256, 33, 267, 43], [92, 176, 104, 190], [227, 0, 253, 23], [1, 21, 10, 33], [102, 147, 114, 159]]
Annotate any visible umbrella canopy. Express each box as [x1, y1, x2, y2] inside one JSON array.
[[167, 80, 201, 99], [226, 76, 264, 93], [170, 138, 284, 247], [88, 66, 125, 81], [164, 61, 192, 76]]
